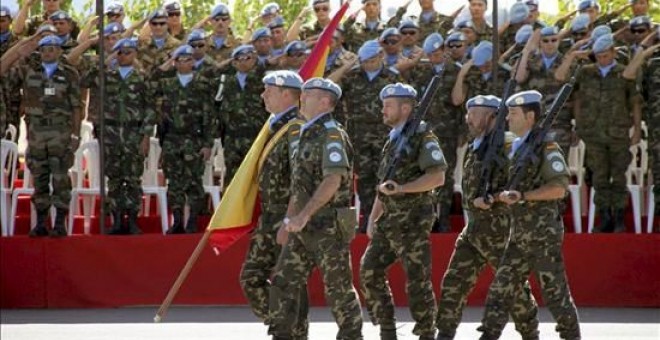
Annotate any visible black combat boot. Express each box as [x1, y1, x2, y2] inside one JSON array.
[[613, 208, 626, 233], [380, 324, 398, 340], [167, 209, 185, 234], [419, 334, 435, 340], [29, 209, 50, 237], [434, 205, 452, 233], [108, 210, 124, 235], [593, 206, 613, 233], [185, 206, 198, 234], [49, 208, 68, 237], [126, 210, 142, 235]]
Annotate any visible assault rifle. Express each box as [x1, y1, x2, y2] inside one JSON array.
[[383, 75, 442, 190], [506, 65, 581, 191]]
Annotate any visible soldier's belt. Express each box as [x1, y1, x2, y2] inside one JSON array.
[[28, 116, 70, 127], [104, 120, 144, 127]]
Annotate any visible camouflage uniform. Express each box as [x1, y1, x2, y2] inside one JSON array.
[[207, 33, 241, 63], [480, 140, 580, 340], [81, 66, 155, 214], [642, 55, 660, 208], [14, 60, 81, 212], [217, 68, 267, 182], [300, 21, 325, 41], [268, 113, 363, 340], [153, 70, 214, 219], [239, 109, 308, 339], [338, 66, 401, 226], [360, 122, 447, 337], [0, 31, 19, 57], [436, 135, 539, 339], [137, 35, 180, 72], [169, 27, 188, 42], [343, 17, 388, 52], [0, 80, 6, 132], [324, 48, 357, 76], [24, 13, 80, 38], [573, 63, 639, 211], [520, 53, 573, 153], [473, 21, 493, 43], [387, 9, 454, 40], [463, 66, 511, 101], [409, 61, 465, 230]]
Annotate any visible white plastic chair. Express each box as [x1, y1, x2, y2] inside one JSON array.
[[453, 143, 468, 224], [69, 140, 104, 235], [9, 166, 56, 236], [203, 138, 226, 210], [648, 185, 655, 233], [4, 124, 17, 142], [1, 140, 19, 236], [141, 137, 169, 234], [79, 120, 94, 144], [567, 140, 587, 233]]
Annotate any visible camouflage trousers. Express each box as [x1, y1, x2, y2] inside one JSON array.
[[585, 140, 631, 209], [239, 208, 309, 339], [103, 126, 144, 212], [269, 220, 363, 340], [436, 212, 539, 339], [551, 126, 573, 159], [354, 141, 382, 224], [161, 138, 205, 212], [480, 211, 580, 340], [651, 132, 660, 203], [222, 135, 253, 186], [360, 202, 436, 336], [435, 137, 459, 212], [26, 122, 74, 211]]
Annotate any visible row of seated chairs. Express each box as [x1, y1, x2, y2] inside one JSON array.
[[0, 119, 656, 236]]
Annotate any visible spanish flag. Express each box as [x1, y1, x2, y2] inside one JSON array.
[[207, 1, 350, 253]]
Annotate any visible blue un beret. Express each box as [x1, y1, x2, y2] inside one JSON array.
[[445, 31, 467, 44], [455, 19, 475, 31], [211, 4, 230, 18], [592, 33, 614, 54], [260, 2, 280, 17], [630, 16, 651, 28], [187, 29, 206, 43], [379, 83, 417, 101], [112, 38, 138, 52], [399, 18, 419, 31], [232, 44, 256, 58], [285, 40, 306, 55], [149, 9, 168, 21], [509, 2, 530, 25], [466, 95, 501, 110], [302, 77, 342, 99], [590, 25, 611, 41], [103, 22, 124, 35], [423, 33, 445, 55], [172, 44, 194, 59], [379, 27, 400, 41], [49, 10, 71, 21], [0, 6, 11, 18], [105, 3, 124, 15], [525, 0, 539, 7], [358, 39, 382, 62], [263, 70, 304, 89], [252, 27, 272, 41], [505, 90, 543, 107], [578, 0, 599, 11], [540, 26, 560, 37], [164, 0, 182, 13], [36, 24, 57, 36], [515, 24, 533, 45], [38, 35, 62, 48], [472, 41, 493, 67], [313, 0, 330, 4], [571, 13, 591, 32], [268, 16, 286, 29]]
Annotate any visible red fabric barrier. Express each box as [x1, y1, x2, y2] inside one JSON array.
[[1, 234, 659, 308]]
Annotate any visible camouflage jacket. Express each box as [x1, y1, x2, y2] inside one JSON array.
[[217, 67, 267, 141], [259, 107, 301, 209], [573, 62, 640, 142], [642, 55, 660, 140], [15, 61, 81, 124], [24, 13, 80, 38], [521, 52, 573, 127], [343, 17, 388, 52], [463, 66, 511, 100], [82, 65, 156, 136], [338, 65, 401, 131], [387, 8, 454, 39], [324, 48, 357, 76], [473, 20, 493, 43], [153, 70, 215, 148], [377, 122, 448, 210], [207, 33, 241, 63], [291, 113, 353, 218], [0, 31, 19, 57], [137, 34, 181, 73], [300, 21, 325, 41], [168, 26, 189, 42], [408, 60, 465, 138]]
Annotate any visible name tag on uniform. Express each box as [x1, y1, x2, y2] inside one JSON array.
[[44, 87, 56, 96]]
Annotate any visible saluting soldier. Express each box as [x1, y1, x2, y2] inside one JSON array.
[[343, 0, 388, 52], [388, 0, 457, 40], [14, 0, 81, 38], [137, 9, 180, 72], [452, 41, 510, 108], [205, 4, 241, 63], [0, 6, 19, 57], [164, 0, 187, 42], [361, 83, 447, 340]]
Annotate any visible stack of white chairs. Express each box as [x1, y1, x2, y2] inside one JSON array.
[[453, 143, 469, 224], [648, 184, 655, 233], [567, 140, 587, 233], [1, 140, 19, 236], [68, 140, 103, 235], [203, 138, 226, 210], [9, 165, 56, 236], [141, 135, 169, 234]]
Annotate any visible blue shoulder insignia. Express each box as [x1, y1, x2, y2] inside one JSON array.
[[324, 120, 338, 130]]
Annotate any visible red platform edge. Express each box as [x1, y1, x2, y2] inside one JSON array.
[[1, 233, 659, 309]]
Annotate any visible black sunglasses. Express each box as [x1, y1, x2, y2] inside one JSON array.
[[382, 39, 400, 46], [541, 38, 558, 43], [400, 30, 418, 36], [168, 12, 181, 17], [447, 43, 464, 49], [191, 43, 206, 48], [314, 6, 329, 12], [631, 28, 648, 35], [150, 21, 167, 26]]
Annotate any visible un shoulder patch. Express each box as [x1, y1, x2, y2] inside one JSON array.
[[323, 120, 338, 130]]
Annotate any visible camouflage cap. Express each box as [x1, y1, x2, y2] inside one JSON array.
[[505, 90, 543, 107], [263, 70, 304, 89], [423, 33, 445, 54], [379, 83, 417, 101]]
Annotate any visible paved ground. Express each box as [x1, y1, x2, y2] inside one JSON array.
[[1, 307, 659, 339]]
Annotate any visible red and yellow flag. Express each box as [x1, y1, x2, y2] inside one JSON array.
[[207, 2, 350, 253]]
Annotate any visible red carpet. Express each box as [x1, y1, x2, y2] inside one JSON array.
[[1, 233, 658, 309]]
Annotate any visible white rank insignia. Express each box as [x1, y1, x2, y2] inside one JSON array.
[[433, 42, 440, 49], [329, 151, 342, 162], [432, 150, 443, 161], [275, 77, 284, 86], [552, 161, 565, 172], [313, 80, 323, 87], [515, 97, 525, 105], [475, 97, 484, 105], [386, 87, 396, 95]]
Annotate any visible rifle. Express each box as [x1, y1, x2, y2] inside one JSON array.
[[506, 64, 581, 191], [383, 74, 442, 190]]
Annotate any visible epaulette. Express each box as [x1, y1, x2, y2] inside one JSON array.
[[416, 120, 429, 133], [454, 61, 463, 68], [386, 66, 400, 75], [350, 64, 361, 72], [543, 131, 557, 143], [323, 120, 338, 130]]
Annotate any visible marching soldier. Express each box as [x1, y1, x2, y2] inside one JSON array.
[[361, 83, 447, 340], [239, 71, 308, 340], [436, 95, 539, 340], [268, 78, 363, 340], [153, 45, 215, 234]]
